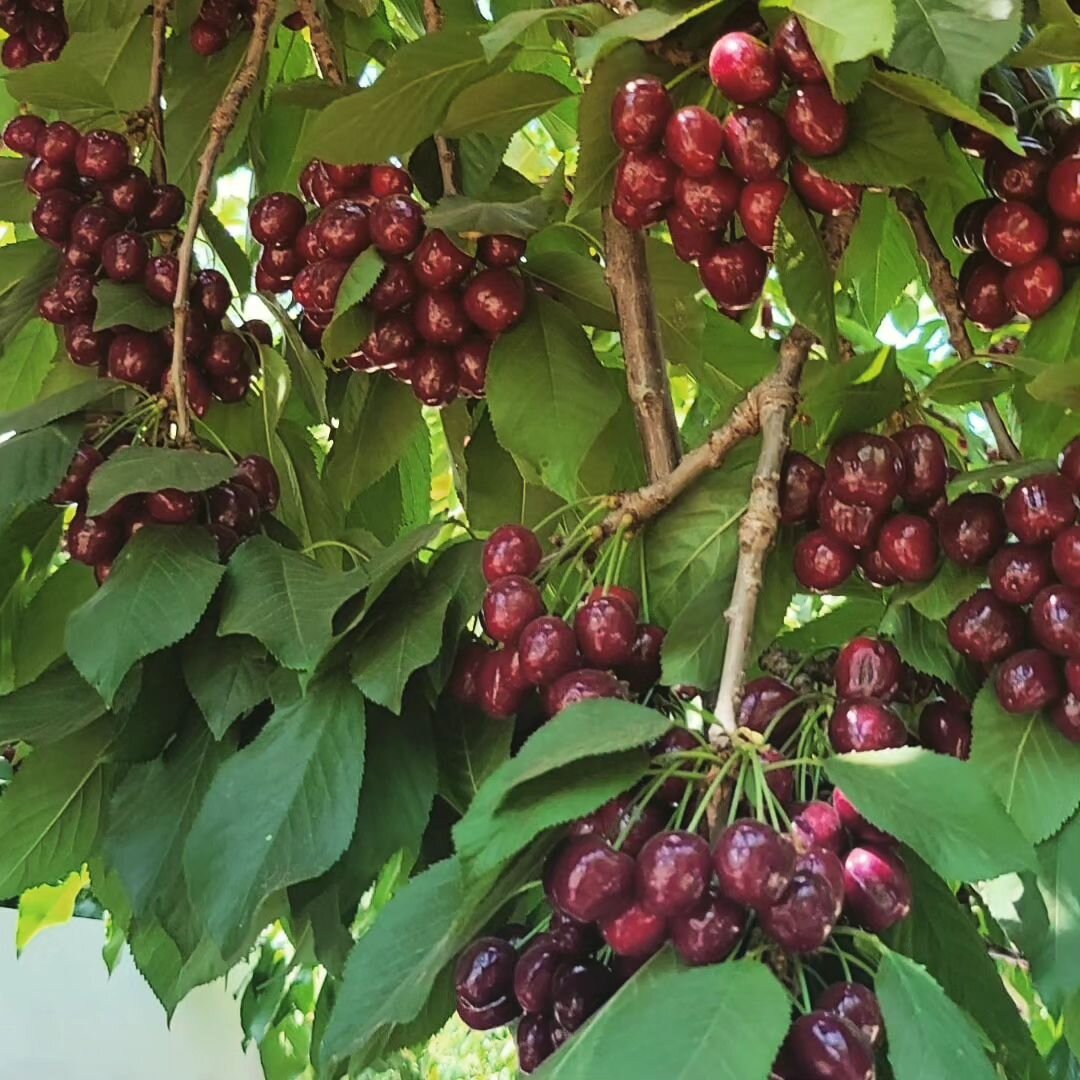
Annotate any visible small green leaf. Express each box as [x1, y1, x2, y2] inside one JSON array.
[[442, 72, 573, 137], [947, 457, 1057, 499], [0, 661, 108, 746], [892, 558, 984, 621], [86, 446, 234, 515], [480, 5, 607, 61], [0, 158, 35, 222], [0, 420, 80, 524], [573, 1, 717, 72], [660, 578, 730, 690], [775, 193, 839, 360], [183, 623, 272, 739], [0, 378, 125, 434], [1024, 275, 1080, 365], [0, 241, 60, 351], [1028, 813, 1080, 1013], [925, 362, 1017, 406], [93, 282, 173, 333], [1026, 361, 1080, 411], [426, 193, 552, 238], [523, 248, 618, 330], [16, 870, 87, 954]]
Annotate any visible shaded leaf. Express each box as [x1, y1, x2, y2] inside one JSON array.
[[93, 282, 172, 333], [86, 446, 234, 515]]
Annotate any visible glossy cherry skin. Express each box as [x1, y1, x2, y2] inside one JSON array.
[[825, 433, 902, 512], [708, 31, 780, 104], [143, 253, 181, 306], [143, 488, 197, 524], [892, 427, 947, 508], [448, 642, 488, 706], [859, 544, 901, 588], [615, 149, 677, 210], [483, 524, 541, 582], [713, 819, 796, 909], [292, 258, 350, 312], [100, 167, 152, 219], [547, 836, 635, 923], [455, 936, 517, 1008], [415, 288, 470, 346], [518, 616, 579, 686], [919, 700, 972, 759], [790, 800, 844, 855], [410, 347, 459, 405], [250, 192, 306, 246], [982, 201, 1049, 267], [207, 482, 260, 535], [636, 830, 712, 917], [759, 869, 840, 953], [513, 934, 563, 1013], [1005, 473, 1077, 543], [476, 648, 527, 719], [481, 574, 545, 644], [599, 901, 667, 957], [818, 487, 886, 550], [1031, 585, 1080, 658], [722, 107, 789, 180], [989, 542, 1055, 605], [829, 698, 907, 754], [787, 1012, 875, 1080], [412, 229, 474, 289], [1067, 659, 1080, 697], [31, 188, 80, 244], [232, 454, 279, 512], [139, 183, 185, 230], [832, 787, 893, 845], [203, 331, 248, 379], [543, 668, 628, 716], [547, 910, 600, 958], [663, 106, 723, 178], [738, 676, 804, 743], [878, 513, 939, 582], [674, 168, 740, 230], [785, 85, 848, 156], [794, 530, 857, 591], [3, 115, 45, 156], [843, 845, 912, 933], [1053, 526, 1080, 586], [369, 164, 413, 197], [455, 336, 490, 398], [588, 795, 666, 857], [66, 514, 124, 566], [997, 648, 1065, 713], [574, 595, 637, 667], [369, 195, 424, 256], [985, 138, 1053, 202], [611, 192, 664, 230], [738, 179, 788, 252], [108, 331, 167, 390], [101, 232, 149, 283], [478, 234, 526, 268], [551, 959, 615, 1032], [834, 637, 902, 701], [959, 253, 1014, 330], [1004, 254, 1064, 319], [1053, 694, 1080, 743], [953, 198, 995, 254], [50, 446, 104, 505], [938, 492, 1007, 566], [699, 239, 768, 311], [947, 588, 1025, 663], [670, 891, 746, 966], [779, 451, 825, 525], [667, 206, 716, 263], [74, 130, 129, 182], [1048, 157, 1080, 223], [1053, 221, 1080, 265], [773, 15, 826, 83], [611, 76, 672, 151], [817, 983, 884, 1049], [516, 1013, 553, 1074], [464, 269, 526, 336]]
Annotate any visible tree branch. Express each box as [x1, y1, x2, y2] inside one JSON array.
[[169, 0, 275, 442], [296, 0, 346, 87], [147, 0, 168, 185], [893, 188, 1021, 462], [604, 211, 681, 482], [423, 0, 458, 196]]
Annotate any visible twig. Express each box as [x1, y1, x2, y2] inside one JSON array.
[[296, 0, 346, 86], [603, 210, 681, 482], [424, 0, 458, 195], [169, 0, 276, 441], [147, 0, 168, 185], [893, 189, 1021, 462]]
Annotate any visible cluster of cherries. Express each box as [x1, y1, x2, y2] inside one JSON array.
[[3, 113, 267, 416], [0, 0, 67, 70], [609, 15, 858, 317], [952, 93, 1080, 326], [249, 159, 527, 407], [50, 443, 280, 584], [448, 524, 665, 721]]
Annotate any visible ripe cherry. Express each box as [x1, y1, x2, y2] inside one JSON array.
[[412, 229, 475, 289], [779, 451, 825, 524], [738, 179, 788, 251], [947, 588, 1026, 663], [859, 544, 901, 588], [1063, 436, 1080, 495], [843, 845, 912, 932], [108, 331, 167, 389], [202, 331, 248, 379], [518, 616, 579, 686], [599, 901, 667, 957], [1048, 156, 1080, 223], [546, 836, 634, 923], [708, 32, 780, 105], [878, 513, 939, 581], [551, 960, 615, 1033], [192, 268, 232, 320], [513, 935, 563, 1013], [587, 795, 666, 857], [292, 258, 350, 313], [101, 232, 149, 283], [477, 234, 525, 268], [100, 167, 152, 218], [25, 157, 75, 195], [1031, 585, 1080, 658], [789, 159, 861, 216], [892, 424, 948, 505], [369, 164, 413, 197], [250, 192, 306, 246], [50, 446, 104, 505], [790, 800, 844, 855], [825, 433, 902, 511], [369, 258, 417, 313], [1004, 254, 1064, 318], [414, 289, 469, 346], [141, 183, 185, 230], [448, 643, 488, 707], [74, 130, 129, 182], [667, 206, 716, 263], [463, 269, 526, 336], [722, 107, 789, 180], [1005, 473, 1076, 543], [829, 697, 907, 753], [145, 488, 198, 524], [817, 487, 886, 550], [1067, 659, 1080, 697], [207, 482, 260, 535], [817, 983, 884, 1049], [516, 1014, 553, 1075], [636, 830, 712, 917], [476, 648, 527, 718], [985, 139, 1052, 202], [785, 85, 849, 156], [663, 106, 724, 177], [787, 1012, 876, 1080], [574, 595, 637, 667], [983, 201, 1049, 267], [738, 676, 804, 743], [959, 253, 1014, 329], [36, 120, 78, 166], [30, 188, 80, 245], [1053, 694, 1080, 742], [369, 195, 424, 256], [482, 525, 541, 582], [919, 700, 972, 759], [615, 149, 677, 210], [1053, 526, 1080, 586], [455, 935, 517, 1009], [713, 819, 795, 909], [995, 647, 1065, 713], [233, 454, 280, 512], [794, 529, 856, 591], [834, 637, 902, 701], [66, 514, 123, 566], [669, 891, 745, 966], [938, 492, 1007, 566], [759, 869, 840, 953], [674, 168, 740, 230], [699, 239, 768, 311], [3, 114, 45, 156], [990, 542, 1055, 604], [588, 584, 640, 618], [773, 15, 826, 83], [953, 198, 995, 254], [611, 76, 672, 151], [832, 787, 893, 845], [543, 668, 629, 716], [482, 575, 545, 644]]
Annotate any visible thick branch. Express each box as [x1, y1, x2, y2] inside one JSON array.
[[148, 0, 168, 185], [424, 0, 458, 195], [604, 211, 681, 482], [893, 189, 1021, 462], [169, 0, 275, 441], [296, 0, 346, 86]]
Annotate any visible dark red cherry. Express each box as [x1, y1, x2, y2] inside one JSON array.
[[1005, 473, 1076, 543], [455, 936, 517, 1008], [588, 584, 640, 618], [615, 149, 677, 210], [249, 192, 306, 246], [674, 167, 740, 230], [68, 204, 121, 258], [516, 1014, 553, 1074], [818, 487, 887, 551], [953, 198, 995, 254], [547, 910, 600, 958], [314, 198, 371, 260], [892, 425, 948, 506], [35, 120, 78, 166], [448, 642, 488, 707], [985, 138, 1052, 202], [790, 800, 844, 855], [773, 15, 826, 83], [947, 588, 1025, 663], [145, 488, 198, 524], [258, 244, 303, 285], [202, 331, 248, 379], [844, 845, 912, 933], [292, 257, 349, 312], [738, 179, 788, 252], [3, 114, 45, 156], [1053, 526, 1080, 586], [834, 637, 902, 701], [293, 220, 326, 264], [1004, 254, 1064, 318], [542, 668, 629, 716], [190, 16, 229, 55], [612, 192, 664, 230], [817, 983, 884, 1049], [982, 201, 1049, 267], [183, 361, 213, 418], [514, 936, 562, 1014], [919, 700, 972, 759], [713, 819, 795, 909], [0, 35, 39, 70], [574, 595, 637, 667], [669, 891, 745, 966], [621, 622, 665, 692], [722, 107, 789, 180], [233, 454, 279, 512], [759, 869, 840, 953], [518, 616, 578, 686], [958, 253, 1014, 330], [699, 239, 767, 311], [414, 289, 469, 346], [108, 331, 167, 389], [825, 433, 902, 511], [66, 513, 124, 566], [938, 492, 1007, 566], [207, 481, 260, 535], [832, 787, 893, 845], [592, 795, 666, 857], [708, 32, 780, 105], [551, 960, 615, 1033], [787, 1012, 875, 1080], [1068, 660, 1080, 697], [635, 830, 711, 917], [794, 529, 856, 591], [829, 697, 907, 754], [366, 163, 411, 197], [74, 130, 129, 182], [859, 544, 901, 588], [779, 451, 825, 525], [37, 287, 70, 325], [370, 195, 424, 256], [663, 106, 724, 178], [1052, 694, 1080, 742], [25, 156, 75, 196], [101, 231, 149, 283], [482, 574, 545, 643], [1054, 220, 1080, 265], [611, 75, 672, 151], [996, 647, 1065, 712], [738, 676, 804, 743], [101, 167, 153, 218], [952, 91, 1017, 158], [143, 253, 179, 306], [877, 513, 939, 582], [482, 524, 541, 582], [789, 159, 861, 215], [599, 901, 667, 957], [477, 233, 525, 268], [50, 446, 104, 505], [785, 85, 848, 156], [1031, 585, 1080, 658], [192, 268, 232, 321], [30, 188, 80, 244], [464, 269, 526, 337], [140, 183, 185, 230], [1048, 156, 1080, 223], [412, 229, 474, 289], [989, 542, 1055, 604], [368, 258, 417, 312], [546, 836, 635, 923], [666, 207, 716, 263], [476, 648, 527, 719]]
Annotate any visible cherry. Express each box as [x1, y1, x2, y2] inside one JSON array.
[[738, 179, 788, 252], [713, 819, 795, 909], [825, 433, 902, 511], [947, 588, 1026, 663], [779, 451, 825, 525], [663, 106, 724, 178], [483, 524, 541, 582], [208, 369, 252, 404], [142, 254, 179, 306], [611, 193, 662, 230], [99, 167, 152, 219], [1048, 157, 1080, 223], [760, 869, 841, 953], [100, 231, 148, 283], [30, 188, 80, 244], [952, 92, 1017, 158], [1031, 585, 1080, 658], [37, 288, 70, 325], [251, 184, 305, 239], [551, 959, 615, 1032], [141, 183, 185, 230], [919, 700, 972, 759], [996, 648, 1065, 712], [3, 114, 45, 156], [370, 195, 424, 256], [1005, 473, 1076, 543], [622, 622, 665, 692], [1063, 436, 1080, 495], [599, 901, 667, 957], [988, 542, 1054, 605], [547, 836, 634, 923], [1004, 254, 1064, 318], [202, 331, 247, 379], [74, 130, 129, 183], [611, 76, 672, 151], [1053, 694, 1080, 742], [843, 845, 912, 932], [787, 1012, 875, 1080], [817, 983, 884, 1049], [476, 648, 527, 719], [477, 234, 525, 268], [772, 16, 825, 83], [708, 32, 780, 105], [817, 487, 886, 550], [208, 481, 260, 535], [192, 268, 232, 321], [790, 800, 844, 855], [299, 160, 339, 206], [1052, 526, 1080, 587], [828, 698, 906, 754], [592, 795, 666, 857], [66, 513, 123, 566], [892, 425, 948, 506], [145, 488, 198, 524], [183, 361, 213, 418], [794, 529, 856, 591], [543, 668, 628, 716], [190, 17, 228, 55], [674, 167, 740, 230], [516, 1014, 553, 1075], [615, 149, 677, 210], [1067, 658, 1080, 697], [983, 201, 1049, 267], [789, 160, 860, 217], [666, 206, 716, 263], [938, 492, 1007, 566], [463, 269, 526, 336], [365, 163, 410, 198], [448, 643, 488, 707], [50, 446, 104, 505], [588, 585, 640, 618], [414, 289, 469, 346], [518, 616, 579, 685], [738, 676, 805, 743], [669, 890, 745, 966], [259, 245, 303, 286], [482, 575, 545, 643], [547, 911, 599, 958], [314, 198, 371, 260], [455, 935, 517, 1009], [368, 258, 417, 312], [958, 253, 1013, 329], [953, 198, 995, 254], [858, 544, 901, 588], [25, 157, 75, 195], [233, 454, 279, 512], [1054, 221, 1080, 265], [699, 239, 768, 311], [834, 638, 901, 701], [412, 229, 474, 290], [878, 513, 939, 581], [513, 935, 562, 1013], [985, 139, 1052, 202], [832, 787, 893, 845], [722, 107, 789, 180], [36, 120, 78, 166], [636, 830, 711, 917], [292, 258, 349, 312], [64, 321, 110, 368], [1, 35, 38, 70], [574, 595, 637, 667], [293, 220, 326, 264], [108, 331, 167, 389], [785, 86, 848, 157]]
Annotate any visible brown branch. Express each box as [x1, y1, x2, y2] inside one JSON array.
[[169, 0, 276, 441], [296, 0, 346, 87], [424, 0, 458, 196], [893, 189, 1021, 462], [147, 0, 168, 185], [604, 211, 681, 482]]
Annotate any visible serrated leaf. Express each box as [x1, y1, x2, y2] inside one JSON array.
[[217, 535, 364, 671], [947, 457, 1057, 499], [1012, 18, 1080, 66], [660, 577, 730, 690], [426, 193, 551, 238], [0, 240, 59, 351], [0, 661, 107, 746], [971, 683, 1080, 844], [479, 5, 607, 61], [0, 377, 124, 434], [184, 672, 365, 954], [775, 193, 839, 359], [86, 446, 234, 515], [16, 870, 88, 954], [0, 158, 35, 223], [646, 236, 708, 370], [93, 282, 173, 333], [1027, 362, 1080, 411], [1024, 276, 1080, 366], [573, 0, 717, 72], [523, 249, 618, 330], [879, 604, 976, 694], [893, 557, 984, 621], [925, 362, 1018, 406], [442, 72, 573, 137], [761, 0, 895, 74], [183, 623, 272, 739], [825, 748, 1035, 881], [66, 527, 225, 705], [260, 295, 329, 425], [434, 702, 514, 814], [0, 319, 61, 416], [1029, 813, 1080, 1013], [0, 420, 80, 524]]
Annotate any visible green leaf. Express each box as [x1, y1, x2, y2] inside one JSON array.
[[646, 236, 708, 371], [761, 0, 895, 73], [217, 535, 363, 671], [183, 624, 272, 740], [0, 319, 61, 416], [1027, 362, 1080, 412], [523, 248, 618, 329], [0, 158, 35, 222], [66, 527, 225, 705], [0, 718, 115, 898], [487, 294, 620, 501], [879, 604, 975, 694], [426, 193, 552, 238], [573, 1, 718, 72], [442, 72, 573, 137], [1012, 17, 1080, 66], [0, 661, 107, 746], [892, 557, 984, 621], [971, 683, 1080, 844], [536, 953, 790, 1079], [321, 248, 386, 363], [877, 946, 997, 1080], [0, 420, 80, 524], [825, 747, 1036, 881], [0, 377, 124, 434], [86, 447, 234, 515], [660, 577, 730, 691], [778, 595, 886, 652], [480, 5, 607, 60], [1024, 276, 1080, 366], [185, 672, 365, 953], [306, 30, 493, 163], [925, 362, 1017, 406], [947, 457, 1056, 499], [1029, 813, 1080, 1013], [93, 282, 172, 333], [0, 241, 59, 351], [16, 870, 87, 954], [775, 193, 839, 359], [434, 703, 514, 815], [64, 0, 147, 30]]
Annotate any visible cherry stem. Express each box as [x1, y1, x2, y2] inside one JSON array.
[[792, 958, 813, 1013], [301, 539, 369, 566], [687, 753, 738, 833], [638, 538, 651, 623]]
